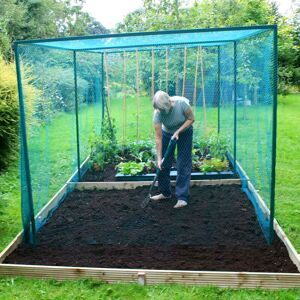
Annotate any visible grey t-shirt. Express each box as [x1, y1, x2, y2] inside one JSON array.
[[153, 97, 191, 133]]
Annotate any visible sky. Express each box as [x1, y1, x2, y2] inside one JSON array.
[[82, 0, 299, 29]]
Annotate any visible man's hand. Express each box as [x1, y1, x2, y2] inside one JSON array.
[[172, 131, 180, 140], [157, 158, 162, 169]]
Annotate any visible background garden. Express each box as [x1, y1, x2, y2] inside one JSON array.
[[0, 0, 299, 298]]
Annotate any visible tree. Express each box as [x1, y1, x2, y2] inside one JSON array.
[[115, 0, 299, 93], [0, 0, 109, 61], [87, 20, 110, 35]]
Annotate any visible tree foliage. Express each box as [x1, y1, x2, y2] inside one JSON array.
[[116, 0, 300, 92], [0, 0, 109, 61]]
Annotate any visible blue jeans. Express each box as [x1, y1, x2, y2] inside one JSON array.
[[158, 126, 193, 202]]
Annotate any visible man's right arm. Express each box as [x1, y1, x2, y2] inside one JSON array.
[[154, 123, 162, 169]]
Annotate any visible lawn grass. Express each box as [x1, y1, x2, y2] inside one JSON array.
[[276, 94, 300, 250], [0, 94, 299, 298], [0, 277, 300, 300], [0, 164, 21, 251]]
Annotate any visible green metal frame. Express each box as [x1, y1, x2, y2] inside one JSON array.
[[217, 45, 221, 133], [101, 53, 105, 120], [14, 45, 36, 245], [73, 51, 81, 181], [233, 41, 237, 172], [269, 25, 278, 243]]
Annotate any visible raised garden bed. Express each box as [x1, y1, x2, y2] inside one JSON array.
[[3, 184, 298, 273], [82, 157, 237, 182], [87, 130, 236, 182], [115, 170, 236, 181], [82, 165, 237, 182]]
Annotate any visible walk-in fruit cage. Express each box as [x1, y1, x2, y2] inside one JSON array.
[[1, 25, 299, 287], [15, 25, 277, 242]]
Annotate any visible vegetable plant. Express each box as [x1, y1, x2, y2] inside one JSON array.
[[116, 161, 145, 175], [200, 158, 229, 173], [118, 140, 156, 163], [89, 118, 119, 172], [208, 133, 230, 161]]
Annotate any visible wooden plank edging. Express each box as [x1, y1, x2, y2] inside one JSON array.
[[0, 264, 299, 288], [74, 179, 241, 191], [0, 233, 23, 264]]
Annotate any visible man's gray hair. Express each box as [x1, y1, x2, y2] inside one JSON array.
[[153, 90, 171, 111]]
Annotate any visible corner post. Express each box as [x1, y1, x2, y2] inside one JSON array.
[[101, 53, 105, 121], [233, 41, 237, 172], [270, 25, 278, 244], [73, 51, 81, 181], [15, 44, 36, 245], [217, 45, 221, 133]]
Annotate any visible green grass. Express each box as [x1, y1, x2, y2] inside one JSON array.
[[276, 94, 300, 250], [0, 278, 300, 300], [0, 164, 21, 250], [0, 94, 299, 298]]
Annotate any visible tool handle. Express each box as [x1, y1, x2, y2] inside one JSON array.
[[161, 138, 177, 169], [150, 138, 176, 195]]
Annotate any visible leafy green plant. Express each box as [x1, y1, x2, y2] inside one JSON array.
[[116, 161, 145, 175], [208, 133, 230, 161], [194, 132, 230, 161], [145, 160, 156, 173], [89, 117, 119, 172], [200, 158, 229, 173], [118, 140, 156, 163], [192, 159, 203, 171], [193, 139, 209, 158]]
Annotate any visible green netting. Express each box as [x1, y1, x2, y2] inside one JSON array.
[[15, 26, 277, 245], [31, 28, 268, 50]]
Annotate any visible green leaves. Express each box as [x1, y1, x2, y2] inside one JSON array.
[[116, 161, 145, 176], [90, 118, 118, 172], [200, 158, 229, 173], [0, 58, 19, 170], [192, 132, 231, 172]]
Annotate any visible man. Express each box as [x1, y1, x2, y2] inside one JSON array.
[[151, 90, 194, 208]]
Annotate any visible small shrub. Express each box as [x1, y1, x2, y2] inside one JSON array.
[[0, 58, 19, 170], [0, 57, 35, 170]]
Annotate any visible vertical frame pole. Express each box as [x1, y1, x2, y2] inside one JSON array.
[[233, 42, 237, 172], [217, 46, 221, 134], [165, 47, 168, 94], [270, 26, 278, 244], [15, 44, 36, 245], [101, 53, 105, 121], [73, 51, 81, 181]]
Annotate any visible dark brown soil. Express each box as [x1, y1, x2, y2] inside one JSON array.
[[82, 164, 116, 181], [5, 185, 298, 272]]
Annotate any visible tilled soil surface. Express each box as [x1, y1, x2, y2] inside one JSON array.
[[5, 185, 298, 272]]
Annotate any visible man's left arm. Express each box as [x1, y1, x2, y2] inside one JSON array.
[[172, 108, 194, 140]]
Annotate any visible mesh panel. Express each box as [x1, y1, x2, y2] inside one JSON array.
[[18, 45, 77, 225], [76, 51, 102, 168], [219, 43, 234, 153], [235, 31, 275, 240]]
